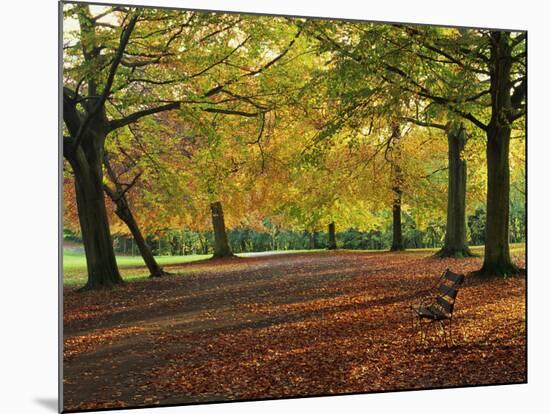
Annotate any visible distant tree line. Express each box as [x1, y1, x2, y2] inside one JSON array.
[[64, 204, 525, 256]]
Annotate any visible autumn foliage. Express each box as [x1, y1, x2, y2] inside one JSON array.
[[63, 250, 525, 411], [62, 3, 526, 411]]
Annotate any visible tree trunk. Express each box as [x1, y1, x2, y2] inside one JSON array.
[[210, 201, 233, 258], [197, 233, 207, 255], [66, 132, 123, 289], [479, 32, 519, 276], [390, 194, 404, 251], [436, 124, 474, 258], [113, 197, 167, 277], [102, 155, 167, 278], [327, 222, 337, 250], [481, 124, 517, 275], [389, 123, 405, 252], [309, 231, 316, 249]]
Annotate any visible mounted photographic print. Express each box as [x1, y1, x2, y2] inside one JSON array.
[[61, 0, 527, 412]]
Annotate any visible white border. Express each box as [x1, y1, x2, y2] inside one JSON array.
[[2, 1, 547, 413]]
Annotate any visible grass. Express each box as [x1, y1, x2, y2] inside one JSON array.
[[63, 250, 211, 271], [63, 250, 211, 285], [62, 243, 525, 286]]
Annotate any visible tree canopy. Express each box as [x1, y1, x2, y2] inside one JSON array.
[[62, 3, 526, 288]]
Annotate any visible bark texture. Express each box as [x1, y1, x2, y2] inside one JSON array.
[[210, 201, 233, 258], [65, 118, 123, 289], [479, 32, 520, 276], [390, 196, 404, 251], [103, 158, 167, 278], [436, 124, 474, 258]]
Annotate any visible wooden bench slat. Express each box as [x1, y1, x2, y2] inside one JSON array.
[[437, 296, 454, 313], [438, 284, 458, 298], [444, 271, 464, 284]]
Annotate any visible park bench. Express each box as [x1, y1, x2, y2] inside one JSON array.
[[410, 268, 465, 348]]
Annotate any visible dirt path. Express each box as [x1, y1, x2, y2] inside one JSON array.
[[63, 250, 526, 411]]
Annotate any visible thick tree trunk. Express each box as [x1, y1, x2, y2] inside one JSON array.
[[479, 32, 519, 276], [436, 124, 474, 258], [113, 198, 167, 278], [390, 194, 404, 251], [327, 222, 337, 250], [67, 133, 123, 289], [480, 124, 517, 275], [210, 201, 233, 258]]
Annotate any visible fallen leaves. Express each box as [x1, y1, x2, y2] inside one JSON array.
[[64, 326, 145, 361], [63, 250, 526, 411]]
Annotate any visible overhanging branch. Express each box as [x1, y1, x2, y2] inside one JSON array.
[[203, 108, 262, 117], [401, 117, 446, 130], [108, 101, 181, 131], [72, 12, 140, 150]]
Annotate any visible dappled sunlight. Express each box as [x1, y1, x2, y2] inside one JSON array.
[[63, 250, 525, 410]]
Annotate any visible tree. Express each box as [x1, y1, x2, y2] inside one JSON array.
[[479, 32, 525, 275], [63, 5, 303, 287], [210, 201, 233, 258], [310, 23, 526, 274], [383, 29, 525, 274], [103, 154, 168, 277], [327, 222, 337, 249], [63, 6, 164, 288], [387, 123, 405, 251], [434, 123, 474, 257]]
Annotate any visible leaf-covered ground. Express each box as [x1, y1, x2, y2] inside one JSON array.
[[63, 250, 526, 412]]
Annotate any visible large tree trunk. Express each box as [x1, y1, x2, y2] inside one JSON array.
[[113, 197, 167, 278], [327, 222, 337, 250], [210, 201, 233, 258], [66, 127, 123, 289], [436, 124, 474, 258], [479, 32, 519, 276], [390, 193, 404, 251], [481, 123, 517, 275]]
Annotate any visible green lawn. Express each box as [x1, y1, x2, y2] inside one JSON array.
[[63, 250, 212, 285], [62, 243, 525, 286]]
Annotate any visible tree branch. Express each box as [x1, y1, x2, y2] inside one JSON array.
[[189, 35, 251, 79], [203, 108, 262, 117], [97, 12, 139, 111], [72, 11, 139, 150], [401, 117, 446, 130], [108, 102, 181, 131], [120, 171, 143, 196], [62, 88, 81, 137], [511, 32, 526, 48], [203, 27, 302, 98], [103, 182, 118, 200], [511, 78, 526, 111]]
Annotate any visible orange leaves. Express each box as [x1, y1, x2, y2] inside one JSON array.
[[64, 326, 145, 361], [63, 250, 525, 411]]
